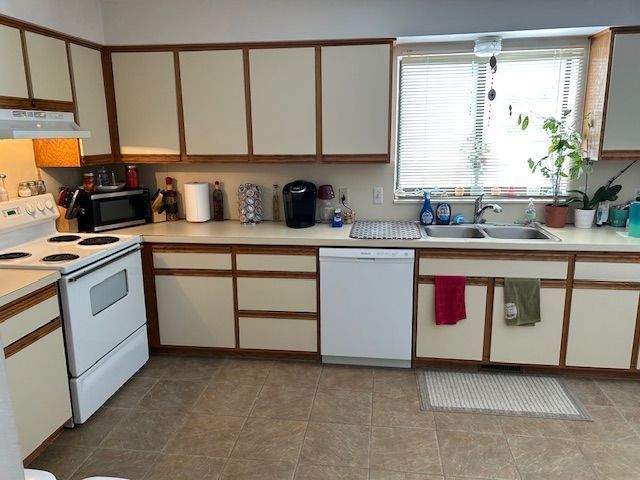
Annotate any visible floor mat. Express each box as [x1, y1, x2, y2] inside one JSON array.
[[417, 369, 591, 421]]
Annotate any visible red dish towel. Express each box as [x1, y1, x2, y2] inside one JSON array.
[[434, 275, 467, 325]]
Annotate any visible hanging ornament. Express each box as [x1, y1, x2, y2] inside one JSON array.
[[487, 53, 497, 102]]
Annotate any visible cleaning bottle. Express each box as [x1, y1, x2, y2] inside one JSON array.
[[523, 198, 536, 225], [212, 181, 224, 221], [419, 190, 434, 226]]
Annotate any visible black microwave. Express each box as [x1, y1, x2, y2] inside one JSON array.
[[76, 188, 152, 232]]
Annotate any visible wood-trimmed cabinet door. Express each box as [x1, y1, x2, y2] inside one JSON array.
[[0, 24, 29, 102], [179, 49, 248, 158], [112, 51, 181, 158], [490, 283, 565, 366], [249, 47, 316, 157], [566, 287, 640, 369], [24, 32, 73, 104], [69, 44, 111, 157], [155, 273, 235, 348], [321, 43, 391, 160], [415, 281, 487, 361]]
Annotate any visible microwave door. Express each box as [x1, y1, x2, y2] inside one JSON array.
[[93, 193, 148, 231]]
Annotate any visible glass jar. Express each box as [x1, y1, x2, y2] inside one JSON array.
[[125, 165, 139, 189], [35, 180, 46, 195], [27, 180, 37, 195], [18, 182, 31, 197], [83, 173, 96, 193], [318, 199, 334, 223]]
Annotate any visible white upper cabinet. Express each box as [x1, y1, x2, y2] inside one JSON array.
[[69, 44, 111, 156], [249, 47, 316, 155], [321, 44, 390, 155], [603, 33, 640, 150], [179, 50, 248, 155], [25, 32, 72, 102], [112, 52, 180, 155], [0, 25, 29, 98]]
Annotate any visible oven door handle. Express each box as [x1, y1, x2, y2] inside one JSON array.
[[67, 245, 143, 282]]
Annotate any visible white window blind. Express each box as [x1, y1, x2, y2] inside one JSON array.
[[396, 46, 586, 197]]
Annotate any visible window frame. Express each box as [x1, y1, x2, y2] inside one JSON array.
[[392, 36, 590, 202]]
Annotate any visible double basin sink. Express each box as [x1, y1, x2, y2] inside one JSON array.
[[424, 224, 560, 241]]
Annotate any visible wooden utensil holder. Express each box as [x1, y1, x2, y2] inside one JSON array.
[[56, 206, 79, 233]]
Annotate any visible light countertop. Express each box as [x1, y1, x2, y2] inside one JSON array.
[[0, 269, 60, 308], [113, 220, 640, 252]]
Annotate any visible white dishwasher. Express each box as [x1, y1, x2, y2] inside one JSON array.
[[319, 248, 415, 368]]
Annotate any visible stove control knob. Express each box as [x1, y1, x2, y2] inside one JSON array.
[[36, 201, 45, 211], [45, 199, 54, 210], [25, 203, 35, 215]]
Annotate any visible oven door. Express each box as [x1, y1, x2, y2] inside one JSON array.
[[90, 190, 150, 232], [58, 245, 147, 377]]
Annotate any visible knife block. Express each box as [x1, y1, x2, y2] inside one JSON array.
[[56, 206, 79, 233]]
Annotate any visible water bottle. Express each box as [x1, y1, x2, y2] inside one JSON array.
[[523, 198, 536, 225], [419, 190, 434, 226]]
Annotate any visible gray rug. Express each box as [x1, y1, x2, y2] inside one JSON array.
[[417, 369, 591, 421]]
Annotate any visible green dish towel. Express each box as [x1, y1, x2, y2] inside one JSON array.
[[504, 278, 541, 326]]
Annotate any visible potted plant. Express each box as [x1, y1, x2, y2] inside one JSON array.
[[569, 184, 622, 228], [509, 106, 590, 228]]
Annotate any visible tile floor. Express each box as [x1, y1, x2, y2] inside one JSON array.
[[28, 355, 640, 480]]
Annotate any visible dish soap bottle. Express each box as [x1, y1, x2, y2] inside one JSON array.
[[212, 181, 224, 221], [523, 198, 536, 225], [419, 190, 434, 226], [0, 174, 8, 202]]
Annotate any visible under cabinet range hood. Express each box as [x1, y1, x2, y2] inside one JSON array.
[[0, 109, 90, 139]]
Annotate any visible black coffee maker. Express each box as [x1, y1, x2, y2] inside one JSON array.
[[282, 181, 317, 228]]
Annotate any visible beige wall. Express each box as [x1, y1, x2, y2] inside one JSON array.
[[0, 140, 38, 198]]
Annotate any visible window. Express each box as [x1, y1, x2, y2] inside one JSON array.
[[395, 44, 586, 198]]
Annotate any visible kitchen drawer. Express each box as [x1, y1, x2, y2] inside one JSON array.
[[153, 251, 232, 270], [236, 254, 316, 272], [5, 325, 71, 460], [418, 258, 568, 280], [574, 261, 640, 282], [490, 286, 565, 365], [0, 294, 59, 347], [415, 283, 486, 361], [237, 277, 317, 312], [239, 316, 317, 352]]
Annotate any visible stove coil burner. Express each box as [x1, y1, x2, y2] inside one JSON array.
[[0, 252, 31, 260], [78, 236, 119, 246], [48, 235, 82, 243], [42, 253, 80, 262]]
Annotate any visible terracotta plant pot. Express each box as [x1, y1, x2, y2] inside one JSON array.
[[544, 205, 569, 228], [574, 208, 596, 229]]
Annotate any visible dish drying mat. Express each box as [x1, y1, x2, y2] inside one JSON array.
[[417, 369, 591, 421], [349, 221, 422, 240]]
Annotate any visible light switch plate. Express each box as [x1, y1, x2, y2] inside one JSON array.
[[634, 187, 640, 200], [373, 186, 384, 204]]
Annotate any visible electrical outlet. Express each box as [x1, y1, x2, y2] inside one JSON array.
[[634, 187, 640, 200], [373, 186, 384, 204], [338, 188, 349, 204]]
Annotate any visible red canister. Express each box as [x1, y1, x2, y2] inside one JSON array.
[[125, 165, 139, 189]]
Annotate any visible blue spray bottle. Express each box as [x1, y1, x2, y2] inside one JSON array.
[[419, 190, 434, 226]]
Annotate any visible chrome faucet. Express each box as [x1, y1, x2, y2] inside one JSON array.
[[473, 194, 503, 224]]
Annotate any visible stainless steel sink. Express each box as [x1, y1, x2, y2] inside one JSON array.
[[481, 225, 559, 241], [424, 225, 486, 238]]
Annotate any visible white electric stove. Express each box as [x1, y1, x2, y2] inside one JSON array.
[[0, 194, 149, 424]]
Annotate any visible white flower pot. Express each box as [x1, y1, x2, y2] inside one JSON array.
[[574, 208, 596, 229]]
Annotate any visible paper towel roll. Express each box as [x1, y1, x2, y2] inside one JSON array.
[[184, 182, 211, 222]]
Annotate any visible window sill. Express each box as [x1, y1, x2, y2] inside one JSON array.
[[393, 196, 556, 205]]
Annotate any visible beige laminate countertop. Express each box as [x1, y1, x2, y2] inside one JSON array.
[[113, 220, 640, 252], [0, 269, 60, 308]]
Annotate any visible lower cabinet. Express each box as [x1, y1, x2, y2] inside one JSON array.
[[415, 281, 487, 361], [1, 284, 71, 461], [236, 277, 317, 313], [490, 283, 565, 365], [566, 287, 640, 369], [155, 274, 235, 348]]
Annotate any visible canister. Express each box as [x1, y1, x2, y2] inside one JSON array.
[[629, 202, 640, 238]]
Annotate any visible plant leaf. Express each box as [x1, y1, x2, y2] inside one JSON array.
[[521, 116, 529, 130]]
